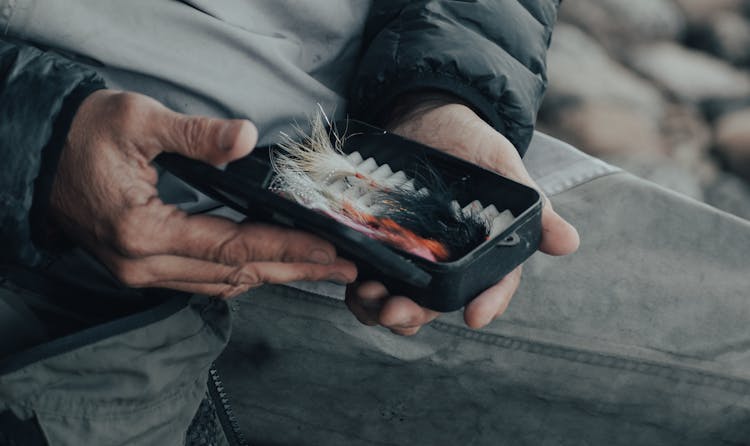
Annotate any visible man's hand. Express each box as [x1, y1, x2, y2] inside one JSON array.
[[50, 90, 357, 298], [345, 99, 579, 335]]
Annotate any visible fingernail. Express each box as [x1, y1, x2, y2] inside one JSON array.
[[219, 122, 237, 151], [327, 272, 350, 285], [308, 248, 333, 265]]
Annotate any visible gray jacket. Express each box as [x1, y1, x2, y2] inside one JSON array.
[[0, 1, 560, 444]]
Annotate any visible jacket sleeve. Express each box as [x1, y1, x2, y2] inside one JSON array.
[[0, 39, 105, 266], [348, 0, 561, 155]]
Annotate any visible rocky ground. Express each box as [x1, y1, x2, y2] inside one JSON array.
[[539, 0, 750, 219]]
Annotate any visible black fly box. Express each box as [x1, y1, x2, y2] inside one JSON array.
[[157, 119, 542, 312]]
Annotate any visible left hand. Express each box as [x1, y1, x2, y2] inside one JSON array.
[[49, 90, 357, 299], [345, 96, 580, 335]]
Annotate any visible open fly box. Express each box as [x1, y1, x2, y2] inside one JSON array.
[[157, 120, 542, 312]]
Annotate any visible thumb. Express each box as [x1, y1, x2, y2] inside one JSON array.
[[539, 204, 580, 256], [159, 112, 258, 165]]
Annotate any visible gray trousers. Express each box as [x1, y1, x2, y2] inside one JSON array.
[[2, 134, 749, 445], [217, 134, 750, 445]]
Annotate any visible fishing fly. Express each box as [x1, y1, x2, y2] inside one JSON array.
[[269, 111, 515, 262]]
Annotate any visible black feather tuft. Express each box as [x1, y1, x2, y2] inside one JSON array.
[[372, 163, 489, 260]]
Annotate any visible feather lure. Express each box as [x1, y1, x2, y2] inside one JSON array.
[[269, 112, 514, 262]]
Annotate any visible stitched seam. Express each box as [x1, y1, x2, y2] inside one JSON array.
[[517, 0, 563, 27], [269, 285, 750, 394], [431, 321, 750, 394], [438, 6, 544, 77], [545, 169, 622, 197], [376, 67, 534, 131], [513, 0, 544, 27], [532, 157, 620, 185], [13, 376, 206, 420], [536, 161, 622, 196]]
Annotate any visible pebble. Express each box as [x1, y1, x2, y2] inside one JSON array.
[[628, 42, 750, 104], [715, 108, 750, 181]]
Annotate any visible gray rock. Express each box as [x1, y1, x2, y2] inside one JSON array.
[[540, 26, 671, 160], [558, 0, 686, 46], [607, 154, 706, 201], [545, 25, 666, 120], [715, 108, 750, 180], [661, 105, 713, 171], [685, 12, 750, 66], [673, 0, 748, 26], [628, 42, 750, 103], [538, 102, 666, 159], [700, 96, 750, 122], [706, 13, 750, 65]]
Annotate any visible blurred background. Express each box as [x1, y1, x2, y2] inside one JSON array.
[[539, 0, 750, 219]]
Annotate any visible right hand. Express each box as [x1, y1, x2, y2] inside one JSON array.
[[49, 90, 357, 298], [346, 100, 579, 334]]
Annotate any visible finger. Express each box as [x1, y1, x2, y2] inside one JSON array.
[[345, 281, 389, 325], [96, 246, 356, 289], [539, 204, 580, 256], [100, 252, 249, 286], [379, 296, 440, 333], [110, 201, 340, 264], [168, 218, 341, 265], [463, 266, 523, 329], [248, 258, 357, 285], [480, 136, 580, 257], [156, 110, 258, 165]]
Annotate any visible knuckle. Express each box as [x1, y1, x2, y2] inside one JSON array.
[[216, 235, 250, 265], [217, 285, 248, 300], [299, 264, 323, 281], [112, 211, 151, 258], [215, 286, 233, 299], [142, 165, 159, 185], [110, 93, 145, 126], [240, 223, 290, 260], [228, 265, 261, 287], [180, 117, 210, 155]]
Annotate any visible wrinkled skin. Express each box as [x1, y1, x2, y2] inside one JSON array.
[[50, 90, 357, 298], [346, 97, 580, 335], [50, 89, 577, 333]]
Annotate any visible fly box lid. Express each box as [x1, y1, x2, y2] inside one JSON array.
[[157, 120, 542, 312]]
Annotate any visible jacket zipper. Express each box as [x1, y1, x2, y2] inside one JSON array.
[[208, 364, 248, 446]]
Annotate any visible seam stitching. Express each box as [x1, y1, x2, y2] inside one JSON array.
[[513, 0, 544, 27], [431, 321, 750, 394], [537, 162, 622, 196], [15, 376, 206, 420], [546, 169, 623, 197], [269, 285, 750, 394]]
